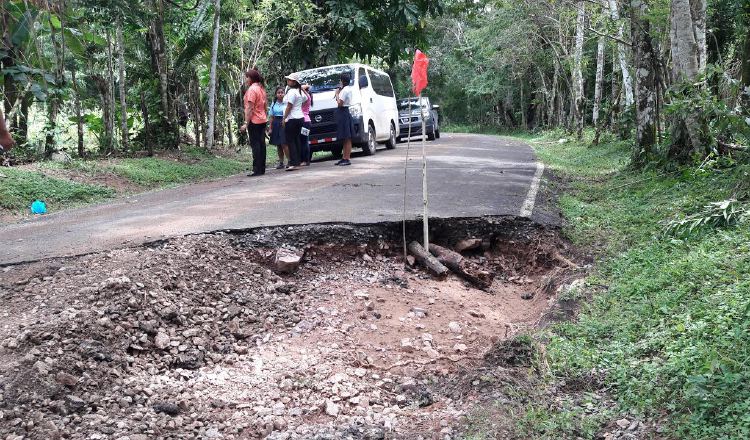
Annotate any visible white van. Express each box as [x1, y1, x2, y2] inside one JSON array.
[[292, 63, 399, 156]]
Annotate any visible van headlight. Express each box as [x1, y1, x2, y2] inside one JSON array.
[[349, 104, 362, 118]]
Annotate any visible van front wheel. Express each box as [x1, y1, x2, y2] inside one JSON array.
[[385, 122, 397, 150], [362, 123, 377, 156]]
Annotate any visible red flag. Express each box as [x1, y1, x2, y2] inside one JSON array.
[[411, 49, 429, 95]]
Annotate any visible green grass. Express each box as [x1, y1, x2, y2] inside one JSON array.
[[522, 130, 750, 439], [0, 168, 114, 212], [45, 147, 251, 187]]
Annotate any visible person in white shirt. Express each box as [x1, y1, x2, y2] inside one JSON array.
[[282, 73, 308, 171], [333, 73, 354, 166]]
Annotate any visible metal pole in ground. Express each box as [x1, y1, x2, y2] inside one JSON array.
[[420, 93, 429, 250]]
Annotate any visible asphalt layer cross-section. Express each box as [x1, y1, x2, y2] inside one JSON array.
[[0, 133, 557, 265]]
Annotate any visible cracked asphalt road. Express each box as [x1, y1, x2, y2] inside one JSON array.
[[0, 133, 556, 265]]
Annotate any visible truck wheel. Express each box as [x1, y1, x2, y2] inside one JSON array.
[[385, 122, 397, 150], [427, 127, 436, 141]]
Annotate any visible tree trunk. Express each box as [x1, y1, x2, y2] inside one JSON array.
[[671, 0, 700, 81], [18, 93, 30, 147], [572, 0, 586, 140], [93, 75, 114, 154], [606, 0, 634, 107], [206, 0, 221, 148], [519, 81, 527, 130], [226, 94, 234, 147], [593, 35, 606, 128], [117, 22, 129, 151], [629, 0, 657, 166], [140, 90, 153, 157], [72, 68, 85, 157], [191, 76, 201, 147], [690, 0, 707, 74], [105, 28, 116, 153], [550, 63, 559, 126], [742, 2, 750, 109], [148, 0, 174, 148], [610, 44, 620, 129], [45, 12, 66, 157], [668, 0, 711, 160]]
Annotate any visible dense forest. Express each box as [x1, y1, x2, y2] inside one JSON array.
[[1, 0, 748, 165]]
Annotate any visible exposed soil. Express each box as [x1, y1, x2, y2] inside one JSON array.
[[0, 219, 582, 439]]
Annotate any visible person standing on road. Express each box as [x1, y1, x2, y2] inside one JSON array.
[[334, 73, 354, 166], [282, 73, 307, 171], [268, 87, 288, 169], [240, 69, 268, 176], [0, 109, 15, 153], [300, 84, 313, 166]]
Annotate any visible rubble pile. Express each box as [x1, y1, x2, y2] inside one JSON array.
[[0, 224, 575, 439]]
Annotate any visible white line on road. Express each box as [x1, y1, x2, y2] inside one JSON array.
[[520, 162, 545, 217]]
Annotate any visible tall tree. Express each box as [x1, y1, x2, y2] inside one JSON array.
[[205, 0, 220, 148], [593, 35, 606, 127], [572, 0, 586, 139], [629, 0, 657, 165], [45, 7, 65, 157], [605, 0, 634, 107], [668, 0, 711, 160], [739, 2, 750, 95], [117, 22, 128, 150]]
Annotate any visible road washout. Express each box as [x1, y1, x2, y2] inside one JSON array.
[[0, 217, 582, 439]]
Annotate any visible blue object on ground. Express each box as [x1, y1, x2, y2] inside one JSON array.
[[31, 200, 47, 214]]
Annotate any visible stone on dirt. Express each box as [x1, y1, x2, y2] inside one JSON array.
[[274, 247, 304, 274], [154, 331, 170, 349], [64, 394, 86, 410], [400, 338, 415, 352], [55, 372, 79, 388], [324, 400, 339, 416], [448, 321, 461, 333], [153, 402, 181, 416], [468, 309, 485, 318], [616, 418, 631, 429]]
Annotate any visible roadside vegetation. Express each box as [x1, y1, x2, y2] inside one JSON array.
[[0, 147, 255, 216], [519, 130, 750, 439], [0, 167, 114, 212]]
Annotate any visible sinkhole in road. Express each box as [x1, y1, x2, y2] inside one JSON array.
[[0, 216, 582, 439]]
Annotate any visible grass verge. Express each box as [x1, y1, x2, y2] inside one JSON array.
[[519, 129, 750, 438], [0, 167, 114, 212]]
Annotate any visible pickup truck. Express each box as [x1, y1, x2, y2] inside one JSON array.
[[396, 97, 440, 142]]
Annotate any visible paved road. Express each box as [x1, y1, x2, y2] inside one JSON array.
[[0, 133, 554, 265]]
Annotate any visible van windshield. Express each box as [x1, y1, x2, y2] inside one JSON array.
[[297, 66, 355, 93], [397, 98, 428, 110]]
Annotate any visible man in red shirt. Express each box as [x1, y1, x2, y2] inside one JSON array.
[[0, 109, 15, 153], [240, 69, 268, 176]]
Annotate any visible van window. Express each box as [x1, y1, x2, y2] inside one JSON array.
[[297, 65, 354, 92], [358, 67, 367, 88], [370, 71, 395, 97], [381, 74, 395, 97]]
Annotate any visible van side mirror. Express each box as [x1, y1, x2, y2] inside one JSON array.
[[358, 75, 369, 88], [432, 104, 440, 110]]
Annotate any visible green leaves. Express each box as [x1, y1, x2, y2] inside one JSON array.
[[663, 199, 749, 238]]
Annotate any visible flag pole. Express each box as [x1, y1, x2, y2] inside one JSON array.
[[420, 93, 429, 251]]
